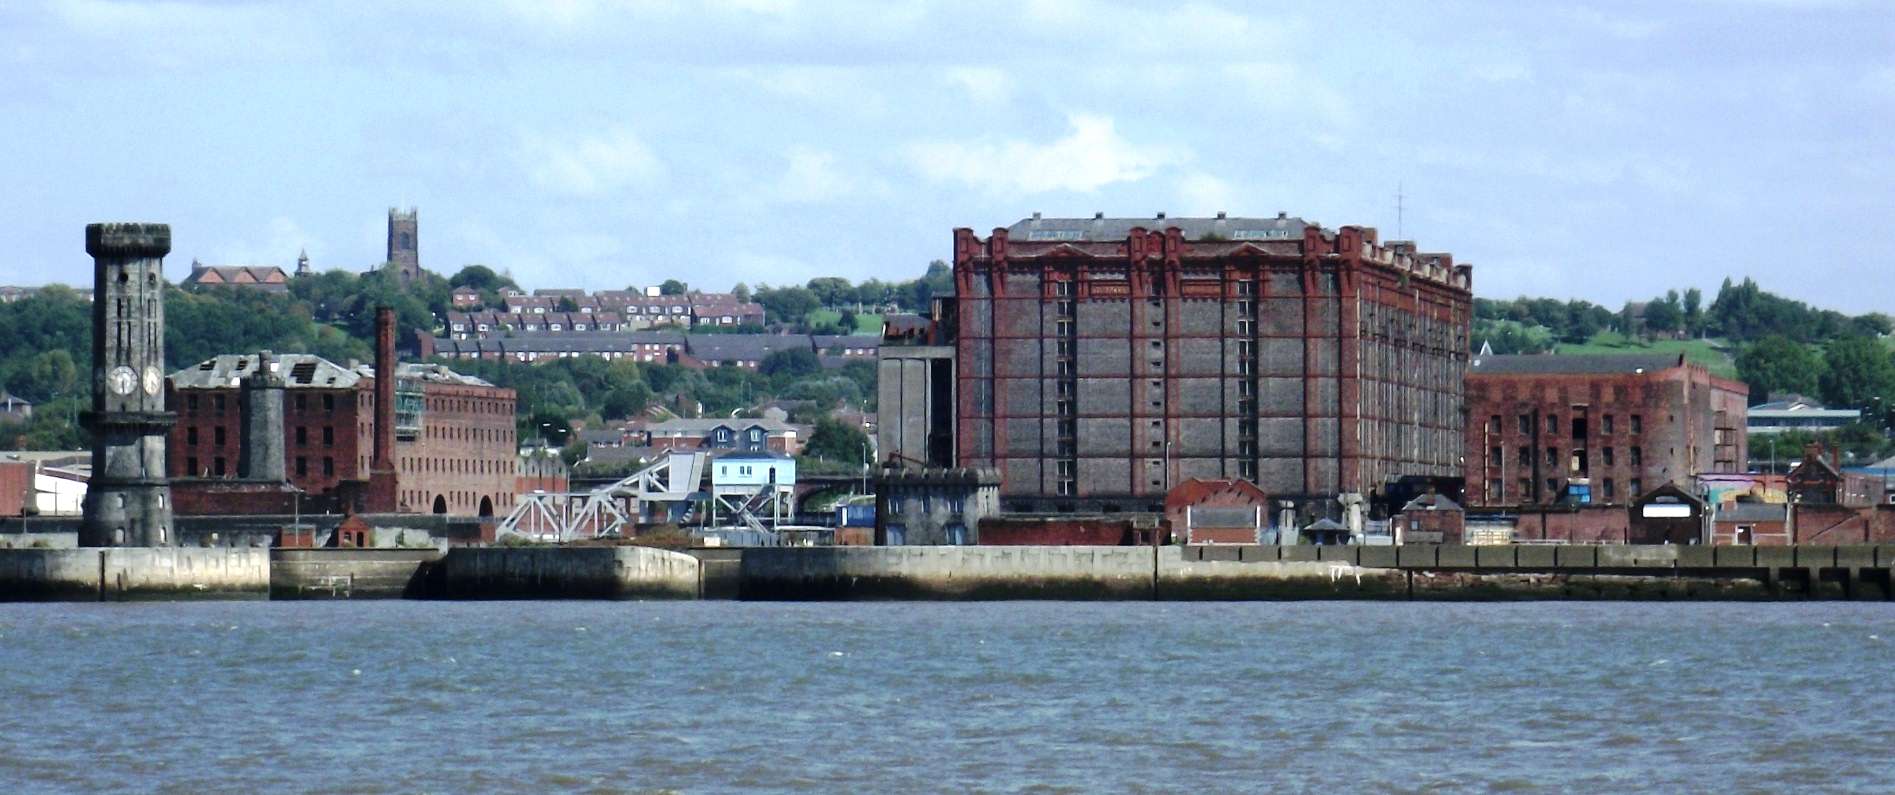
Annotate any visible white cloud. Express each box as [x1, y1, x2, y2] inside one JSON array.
[[208, 216, 316, 267], [523, 127, 664, 198], [1558, 7, 1662, 39], [905, 113, 1185, 194], [1174, 173, 1236, 215], [772, 146, 881, 204], [944, 66, 1013, 106]]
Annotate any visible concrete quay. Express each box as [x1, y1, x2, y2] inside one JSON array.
[[0, 548, 268, 601], [436, 546, 699, 600], [270, 548, 445, 600], [3, 544, 1892, 602]]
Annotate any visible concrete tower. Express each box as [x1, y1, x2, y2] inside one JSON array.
[[386, 208, 419, 284], [238, 350, 287, 482], [81, 223, 176, 547]]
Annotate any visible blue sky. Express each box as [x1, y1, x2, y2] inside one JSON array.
[[1, 0, 1889, 312]]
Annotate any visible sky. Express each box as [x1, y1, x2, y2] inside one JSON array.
[[0, 0, 1890, 312]]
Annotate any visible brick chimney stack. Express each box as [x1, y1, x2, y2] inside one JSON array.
[[366, 306, 399, 512]]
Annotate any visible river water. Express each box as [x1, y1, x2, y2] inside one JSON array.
[[1, 601, 1891, 793]]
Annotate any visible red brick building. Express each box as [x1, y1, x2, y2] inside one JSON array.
[[947, 213, 1470, 513], [1163, 478, 1269, 544], [1464, 353, 1746, 508], [169, 354, 519, 517]]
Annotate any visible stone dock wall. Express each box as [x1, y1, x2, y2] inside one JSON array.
[[270, 549, 445, 600], [0, 548, 268, 600], [4, 544, 1892, 602], [438, 546, 699, 600], [741, 546, 1156, 600]]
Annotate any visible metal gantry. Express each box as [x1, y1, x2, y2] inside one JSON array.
[[499, 451, 707, 542]]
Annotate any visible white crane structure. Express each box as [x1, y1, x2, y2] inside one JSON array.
[[498, 450, 797, 543]]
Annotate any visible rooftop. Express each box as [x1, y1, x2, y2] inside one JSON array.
[[1469, 353, 1686, 376], [1007, 212, 1313, 243], [172, 353, 362, 389]]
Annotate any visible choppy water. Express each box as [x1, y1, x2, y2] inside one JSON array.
[[1, 601, 1892, 793]]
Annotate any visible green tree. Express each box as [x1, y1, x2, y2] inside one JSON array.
[[1818, 336, 1895, 409], [659, 279, 688, 296], [20, 349, 77, 403], [1682, 287, 1703, 335], [802, 416, 870, 465], [1642, 299, 1682, 337], [448, 264, 517, 293], [759, 348, 821, 382], [1736, 335, 1822, 402], [753, 286, 820, 325], [805, 276, 854, 307], [731, 282, 750, 302]]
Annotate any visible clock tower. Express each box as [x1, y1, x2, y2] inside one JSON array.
[[80, 223, 176, 547]]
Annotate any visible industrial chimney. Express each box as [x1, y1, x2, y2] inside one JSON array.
[[366, 306, 399, 512]]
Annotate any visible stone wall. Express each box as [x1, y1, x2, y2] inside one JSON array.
[[740, 545, 1156, 599], [439, 546, 697, 599], [0, 547, 268, 600]]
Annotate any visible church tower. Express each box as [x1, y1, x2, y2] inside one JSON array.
[[386, 207, 419, 284], [81, 223, 176, 547]]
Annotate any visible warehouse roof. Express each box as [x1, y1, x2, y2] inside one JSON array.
[[1469, 353, 1685, 375], [1007, 211, 1314, 243]]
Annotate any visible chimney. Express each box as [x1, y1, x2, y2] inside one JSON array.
[[362, 306, 401, 512], [238, 350, 287, 482], [373, 307, 396, 471]]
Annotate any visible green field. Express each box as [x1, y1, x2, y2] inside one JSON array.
[[1553, 331, 1738, 378], [806, 308, 885, 334]]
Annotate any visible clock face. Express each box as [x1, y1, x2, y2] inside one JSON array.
[[143, 366, 162, 396], [109, 366, 137, 396]]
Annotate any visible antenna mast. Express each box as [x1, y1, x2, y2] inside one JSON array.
[[1396, 182, 1405, 240]]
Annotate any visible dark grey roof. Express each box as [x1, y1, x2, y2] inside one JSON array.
[[1006, 212, 1314, 243], [435, 331, 685, 355], [1401, 493, 1463, 512], [1470, 353, 1685, 375], [644, 417, 800, 434], [686, 334, 812, 362], [1717, 502, 1787, 522], [172, 353, 361, 389], [812, 335, 881, 350]]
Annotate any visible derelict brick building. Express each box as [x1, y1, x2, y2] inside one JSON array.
[[947, 213, 1472, 512], [1463, 353, 1748, 508]]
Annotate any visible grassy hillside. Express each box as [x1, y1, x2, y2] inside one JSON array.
[[1552, 331, 1738, 378], [805, 308, 885, 334]]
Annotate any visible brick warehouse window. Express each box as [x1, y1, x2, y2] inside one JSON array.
[[1546, 415, 1559, 434], [1631, 415, 1643, 433], [1518, 414, 1531, 434], [1603, 447, 1615, 466], [1489, 415, 1501, 433], [1517, 446, 1530, 466], [296, 427, 307, 446], [1603, 415, 1615, 434], [214, 427, 226, 446], [1630, 447, 1643, 466]]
